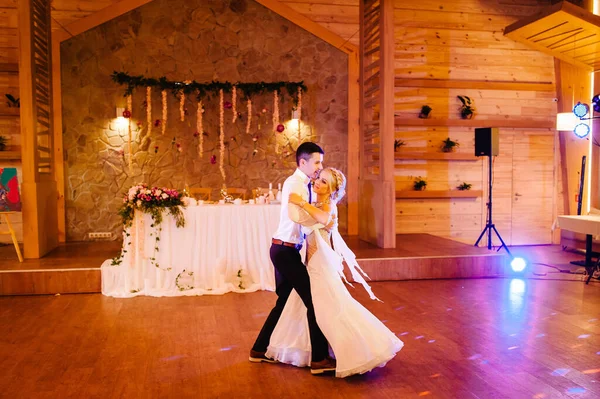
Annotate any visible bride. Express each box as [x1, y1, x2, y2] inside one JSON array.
[[265, 167, 403, 378]]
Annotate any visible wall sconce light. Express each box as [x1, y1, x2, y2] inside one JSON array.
[[291, 109, 300, 121], [115, 107, 129, 129]]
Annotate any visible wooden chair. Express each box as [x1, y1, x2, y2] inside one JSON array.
[[189, 187, 212, 201], [224, 187, 247, 200], [252, 188, 279, 199], [0, 212, 23, 262]]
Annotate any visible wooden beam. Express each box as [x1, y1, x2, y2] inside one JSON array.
[[254, 0, 358, 55], [51, 35, 65, 243], [53, 0, 153, 42], [19, 0, 59, 259], [504, 1, 564, 37], [347, 49, 359, 235]]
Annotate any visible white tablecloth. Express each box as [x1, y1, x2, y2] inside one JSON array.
[[557, 215, 600, 236], [101, 204, 281, 297]]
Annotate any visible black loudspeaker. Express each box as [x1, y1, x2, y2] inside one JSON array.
[[474, 127, 499, 156]]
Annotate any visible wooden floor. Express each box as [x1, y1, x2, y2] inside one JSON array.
[[0, 278, 598, 398]]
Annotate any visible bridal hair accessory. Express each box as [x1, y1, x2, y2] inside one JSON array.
[[328, 168, 346, 203]]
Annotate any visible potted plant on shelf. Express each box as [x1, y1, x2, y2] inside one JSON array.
[[457, 182, 472, 191], [5, 94, 19, 108], [0, 136, 7, 151], [457, 95, 475, 119], [419, 105, 432, 119], [394, 139, 405, 152], [441, 137, 459, 153], [413, 177, 427, 191]]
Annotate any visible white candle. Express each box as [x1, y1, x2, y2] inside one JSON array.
[[269, 182, 272, 190]]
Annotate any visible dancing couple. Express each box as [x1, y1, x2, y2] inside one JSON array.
[[249, 142, 403, 377]]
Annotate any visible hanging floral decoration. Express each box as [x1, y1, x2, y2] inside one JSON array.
[[272, 90, 279, 131], [111, 72, 306, 104], [232, 85, 237, 123], [246, 98, 252, 135], [273, 90, 280, 153], [161, 89, 167, 135], [110, 72, 309, 176], [126, 94, 133, 173], [197, 100, 204, 158], [146, 86, 152, 136], [179, 92, 185, 122], [180, 80, 191, 122], [296, 87, 302, 139], [219, 89, 226, 181]]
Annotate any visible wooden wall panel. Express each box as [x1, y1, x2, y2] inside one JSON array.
[[392, 0, 557, 246]]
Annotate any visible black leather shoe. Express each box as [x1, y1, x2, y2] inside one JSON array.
[[249, 349, 277, 363]]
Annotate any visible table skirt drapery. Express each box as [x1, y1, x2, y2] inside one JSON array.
[[101, 204, 281, 297]]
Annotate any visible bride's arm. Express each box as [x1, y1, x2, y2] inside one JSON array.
[[289, 193, 332, 225]]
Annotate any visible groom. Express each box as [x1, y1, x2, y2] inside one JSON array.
[[249, 142, 336, 374]]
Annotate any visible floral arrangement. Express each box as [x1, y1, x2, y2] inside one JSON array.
[[118, 183, 185, 228]]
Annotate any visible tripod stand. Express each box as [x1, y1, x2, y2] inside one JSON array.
[[474, 154, 512, 257]]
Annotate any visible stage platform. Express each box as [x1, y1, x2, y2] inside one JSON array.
[[0, 234, 519, 295]]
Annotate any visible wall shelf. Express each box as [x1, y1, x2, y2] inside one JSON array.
[[394, 117, 554, 129], [0, 108, 20, 117], [396, 190, 483, 199], [394, 78, 555, 92], [0, 149, 21, 161], [395, 152, 479, 161]]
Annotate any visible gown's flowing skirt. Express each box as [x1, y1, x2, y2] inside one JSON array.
[[266, 229, 403, 378]]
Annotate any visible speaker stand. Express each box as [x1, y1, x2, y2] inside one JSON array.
[[474, 155, 512, 257]]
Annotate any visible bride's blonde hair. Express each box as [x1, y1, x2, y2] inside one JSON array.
[[323, 167, 346, 203]]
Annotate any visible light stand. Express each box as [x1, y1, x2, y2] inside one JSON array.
[[474, 154, 512, 257]]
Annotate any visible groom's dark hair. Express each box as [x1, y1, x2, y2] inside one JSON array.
[[296, 142, 324, 165]]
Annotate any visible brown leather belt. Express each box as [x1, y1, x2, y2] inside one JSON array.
[[272, 238, 302, 250]]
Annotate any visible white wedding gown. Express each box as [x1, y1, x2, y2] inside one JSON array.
[[266, 206, 404, 378]]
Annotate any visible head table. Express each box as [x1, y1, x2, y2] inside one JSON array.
[[101, 203, 281, 297]]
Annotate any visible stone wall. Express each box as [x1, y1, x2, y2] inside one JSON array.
[[61, 0, 348, 240]]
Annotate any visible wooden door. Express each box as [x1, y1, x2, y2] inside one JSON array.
[[510, 133, 555, 245]]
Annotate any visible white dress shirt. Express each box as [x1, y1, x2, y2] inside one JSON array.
[[272, 168, 315, 244]]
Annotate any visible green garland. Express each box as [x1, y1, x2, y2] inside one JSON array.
[[111, 71, 307, 105]]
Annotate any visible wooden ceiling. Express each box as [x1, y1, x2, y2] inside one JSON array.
[[0, 0, 122, 69], [505, 1, 600, 71]]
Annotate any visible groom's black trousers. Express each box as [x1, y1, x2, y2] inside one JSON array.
[[252, 243, 329, 362]]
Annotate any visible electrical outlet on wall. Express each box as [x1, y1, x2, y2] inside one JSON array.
[[88, 232, 112, 239]]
